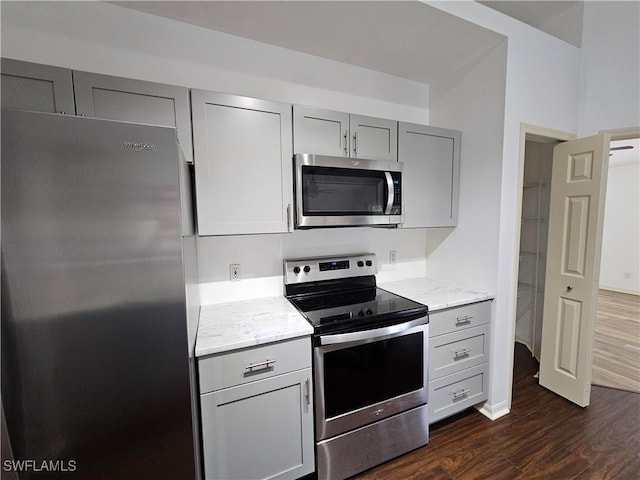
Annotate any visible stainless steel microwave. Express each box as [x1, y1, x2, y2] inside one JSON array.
[[294, 154, 403, 228]]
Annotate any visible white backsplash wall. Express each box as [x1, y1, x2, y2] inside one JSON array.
[[197, 227, 429, 304]]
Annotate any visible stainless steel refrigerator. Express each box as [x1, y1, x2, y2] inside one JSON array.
[[1, 109, 200, 479]]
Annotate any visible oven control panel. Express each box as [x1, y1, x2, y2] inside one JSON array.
[[284, 253, 377, 285]]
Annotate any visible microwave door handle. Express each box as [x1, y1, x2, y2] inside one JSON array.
[[384, 171, 394, 215]]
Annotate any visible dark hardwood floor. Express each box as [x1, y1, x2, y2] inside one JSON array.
[[354, 343, 640, 479]]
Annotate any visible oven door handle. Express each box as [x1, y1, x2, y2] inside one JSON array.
[[319, 317, 426, 346]]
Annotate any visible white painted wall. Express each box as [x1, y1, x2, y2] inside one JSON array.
[[1, 1, 431, 299], [428, 40, 507, 291], [426, 0, 581, 419], [577, 1, 640, 136], [600, 162, 640, 294], [1, 2, 429, 119]]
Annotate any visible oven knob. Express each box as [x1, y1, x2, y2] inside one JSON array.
[[358, 310, 365, 317], [357, 261, 364, 267], [366, 260, 373, 267], [366, 309, 373, 315], [293, 266, 301, 274], [303, 265, 311, 273]]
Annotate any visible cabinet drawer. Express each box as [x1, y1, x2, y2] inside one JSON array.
[[430, 324, 490, 380], [198, 337, 311, 394], [429, 301, 491, 337], [429, 363, 488, 424]]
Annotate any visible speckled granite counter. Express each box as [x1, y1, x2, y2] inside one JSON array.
[[195, 296, 313, 357], [379, 277, 494, 311]]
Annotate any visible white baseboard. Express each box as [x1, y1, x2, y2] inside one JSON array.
[[476, 400, 510, 421], [599, 286, 640, 296], [514, 336, 533, 353]]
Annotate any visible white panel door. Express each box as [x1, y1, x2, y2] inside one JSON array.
[[350, 114, 398, 161], [192, 90, 293, 235], [539, 133, 610, 407]]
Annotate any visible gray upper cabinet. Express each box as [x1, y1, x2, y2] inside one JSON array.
[[1, 58, 75, 114], [398, 122, 461, 228], [73, 71, 193, 164], [293, 105, 349, 157], [293, 105, 397, 161], [350, 113, 397, 161], [191, 90, 293, 236]]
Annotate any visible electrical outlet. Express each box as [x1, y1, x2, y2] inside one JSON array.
[[389, 250, 397, 264], [230, 264, 240, 281]]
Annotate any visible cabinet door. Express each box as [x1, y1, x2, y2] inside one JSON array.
[[200, 369, 314, 480], [73, 71, 193, 164], [192, 90, 293, 235], [1, 58, 75, 114], [350, 114, 398, 161], [398, 122, 460, 227], [293, 105, 349, 157]]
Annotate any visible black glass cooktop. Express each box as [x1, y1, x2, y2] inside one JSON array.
[[288, 287, 428, 335]]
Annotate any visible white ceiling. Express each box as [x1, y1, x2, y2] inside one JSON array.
[[479, 1, 584, 47], [111, 1, 505, 85], [112, 1, 586, 84]]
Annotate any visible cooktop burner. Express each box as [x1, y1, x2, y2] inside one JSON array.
[[284, 253, 428, 335]]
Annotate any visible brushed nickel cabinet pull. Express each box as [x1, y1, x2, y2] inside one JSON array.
[[304, 378, 311, 406], [454, 348, 471, 359], [455, 315, 472, 326], [453, 389, 470, 400], [244, 359, 276, 373]]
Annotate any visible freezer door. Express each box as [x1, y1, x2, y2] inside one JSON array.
[[1, 110, 196, 479]]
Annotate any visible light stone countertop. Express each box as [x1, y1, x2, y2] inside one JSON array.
[[379, 277, 494, 311], [195, 296, 313, 357], [195, 277, 493, 357]]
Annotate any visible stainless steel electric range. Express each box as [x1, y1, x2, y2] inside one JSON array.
[[284, 253, 429, 480]]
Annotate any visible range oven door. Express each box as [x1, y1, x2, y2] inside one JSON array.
[[294, 153, 403, 228], [314, 317, 428, 441]]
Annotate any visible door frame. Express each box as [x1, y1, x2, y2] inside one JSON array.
[[507, 124, 640, 409], [506, 124, 575, 411]]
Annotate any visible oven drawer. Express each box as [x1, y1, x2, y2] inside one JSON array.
[[429, 300, 491, 337], [198, 336, 312, 394], [429, 324, 490, 380], [429, 363, 488, 424]]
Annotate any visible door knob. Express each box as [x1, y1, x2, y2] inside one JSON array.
[[566, 286, 573, 292]]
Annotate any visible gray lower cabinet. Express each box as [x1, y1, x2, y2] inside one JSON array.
[[398, 122, 461, 227], [428, 301, 491, 423], [293, 105, 397, 161], [1, 58, 75, 114], [73, 71, 193, 163], [192, 90, 293, 235], [198, 337, 314, 480]]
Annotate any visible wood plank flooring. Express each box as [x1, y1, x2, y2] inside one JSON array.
[[592, 289, 640, 392], [354, 343, 640, 480]]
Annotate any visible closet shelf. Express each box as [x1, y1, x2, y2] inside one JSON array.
[[516, 282, 535, 320], [523, 181, 549, 189]]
